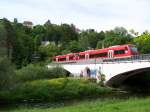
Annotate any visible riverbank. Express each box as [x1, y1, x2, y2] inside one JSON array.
[[0, 94, 150, 112], [1, 94, 150, 112]]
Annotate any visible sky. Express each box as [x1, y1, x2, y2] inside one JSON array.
[[0, 0, 150, 33]]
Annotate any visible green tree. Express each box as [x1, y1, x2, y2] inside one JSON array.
[[44, 23, 62, 45], [88, 30, 101, 49], [103, 27, 133, 47], [67, 40, 83, 53], [60, 24, 78, 49], [32, 25, 46, 51], [12, 23, 34, 68], [38, 43, 59, 61], [95, 31, 106, 49], [2, 18, 15, 58], [97, 41, 104, 49], [79, 30, 104, 50], [0, 21, 6, 57], [79, 31, 90, 50], [129, 29, 139, 36], [0, 58, 16, 91], [134, 33, 150, 54]]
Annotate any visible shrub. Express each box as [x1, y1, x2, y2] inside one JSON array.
[[15, 64, 67, 82], [8, 78, 112, 102], [0, 57, 16, 91]]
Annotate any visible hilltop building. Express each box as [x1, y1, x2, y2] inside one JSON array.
[[23, 21, 33, 28]]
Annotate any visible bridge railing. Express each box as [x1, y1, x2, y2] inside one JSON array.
[[102, 54, 150, 63]]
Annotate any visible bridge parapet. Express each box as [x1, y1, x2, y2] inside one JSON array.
[[102, 54, 150, 63]]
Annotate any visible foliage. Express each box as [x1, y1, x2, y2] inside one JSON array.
[[134, 33, 150, 54], [38, 43, 59, 61], [0, 18, 143, 67], [79, 30, 104, 50], [96, 31, 106, 48], [0, 22, 6, 57], [3, 78, 112, 102], [67, 40, 83, 53], [2, 18, 15, 58], [15, 64, 67, 82], [8, 97, 150, 112], [103, 27, 133, 47], [0, 58, 16, 91], [60, 24, 78, 43], [44, 24, 61, 44], [12, 23, 35, 68]]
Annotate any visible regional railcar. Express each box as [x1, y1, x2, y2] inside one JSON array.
[[53, 44, 139, 62]]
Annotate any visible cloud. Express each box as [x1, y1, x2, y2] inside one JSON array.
[[0, 0, 150, 33]]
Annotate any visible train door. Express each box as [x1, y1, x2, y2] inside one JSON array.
[[108, 50, 113, 58], [85, 54, 89, 60], [56, 58, 58, 62], [66, 56, 69, 61]]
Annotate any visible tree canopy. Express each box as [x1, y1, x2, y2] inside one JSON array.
[[0, 18, 150, 68], [134, 33, 150, 54]]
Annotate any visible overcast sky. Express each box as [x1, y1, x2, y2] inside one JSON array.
[[0, 0, 150, 32]]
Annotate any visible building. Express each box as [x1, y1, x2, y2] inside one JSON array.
[[23, 21, 33, 28]]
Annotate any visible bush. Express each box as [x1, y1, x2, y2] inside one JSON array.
[[7, 78, 112, 102], [0, 57, 16, 91], [15, 64, 67, 82]]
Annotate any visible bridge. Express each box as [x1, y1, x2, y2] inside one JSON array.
[[48, 54, 150, 86]]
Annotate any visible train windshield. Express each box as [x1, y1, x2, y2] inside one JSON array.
[[129, 46, 138, 53]]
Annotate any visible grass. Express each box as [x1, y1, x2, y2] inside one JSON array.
[[1, 97, 150, 112]]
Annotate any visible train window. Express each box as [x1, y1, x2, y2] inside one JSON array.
[[58, 58, 66, 61], [85, 54, 89, 59], [130, 46, 138, 53], [79, 55, 85, 59], [96, 52, 107, 57], [114, 50, 125, 55], [90, 52, 107, 58], [69, 56, 74, 60], [90, 54, 95, 58]]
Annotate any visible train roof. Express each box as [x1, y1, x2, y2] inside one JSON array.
[[78, 44, 131, 54]]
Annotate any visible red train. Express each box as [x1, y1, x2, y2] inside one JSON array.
[[53, 44, 139, 62]]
